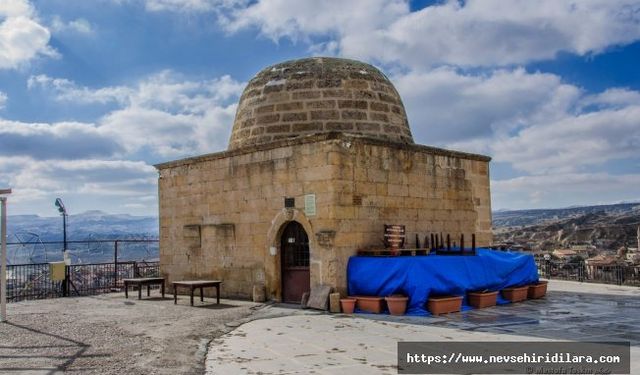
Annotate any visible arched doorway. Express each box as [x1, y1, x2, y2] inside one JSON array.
[[280, 221, 310, 303]]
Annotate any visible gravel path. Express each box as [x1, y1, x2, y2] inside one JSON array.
[[0, 292, 261, 374]]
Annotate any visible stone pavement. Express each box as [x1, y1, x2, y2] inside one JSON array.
[[206, 280, 640, 374]]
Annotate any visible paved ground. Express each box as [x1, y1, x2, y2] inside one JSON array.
[[0, 292, 260, 374], [206, 280, 640, 374], [2, 281, 638, 374]]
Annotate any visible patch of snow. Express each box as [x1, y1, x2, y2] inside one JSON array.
[[266, 79, 286, 86], [359, 70, 368, 74]]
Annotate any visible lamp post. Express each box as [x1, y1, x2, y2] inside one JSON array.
[[1, 188, 12, 323], [55, 198, 67, 253]]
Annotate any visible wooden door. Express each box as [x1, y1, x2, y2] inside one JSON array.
[[281, 221, 310, 303]]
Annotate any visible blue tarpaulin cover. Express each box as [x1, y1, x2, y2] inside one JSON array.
[[347, 249, 539, 315]]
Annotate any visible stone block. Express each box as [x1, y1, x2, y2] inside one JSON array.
[[257, 114, 280, 124], [310, 110, 339, 120], [341, 110, 367, 120], [276, 102, 303, 111], [329, 292, 341, 313], [306, 284, 332, 310], [325, 122, 353, 131], [282, 112, 308, 122], [292, 90, 321, 100], [252, 284, 266, 302]]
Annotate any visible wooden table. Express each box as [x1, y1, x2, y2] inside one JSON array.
[[123, 277, 165, 300], [172, 280, 222, 306]]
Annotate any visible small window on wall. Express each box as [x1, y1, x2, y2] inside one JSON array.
[[284, 197, 295, 208]]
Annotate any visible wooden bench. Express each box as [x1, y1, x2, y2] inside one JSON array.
[[172, 280, 222, 306], [123, 277, 165, 300]]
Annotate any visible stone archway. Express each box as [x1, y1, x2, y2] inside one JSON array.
[[265, 208, 318, 301]]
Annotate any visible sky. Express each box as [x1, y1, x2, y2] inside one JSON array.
[[1, 0, 640, 216]]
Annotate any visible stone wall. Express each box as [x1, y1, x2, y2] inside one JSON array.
[[228, 57, 413, 149], [157, 134, 491, 299]]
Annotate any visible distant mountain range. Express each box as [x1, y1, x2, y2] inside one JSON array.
[[7, 203, 640, 262], [8, 210, 158, 242], [7, 211, 158, 264], [493, 203, 640, 251], [492, 203, 640, 228]]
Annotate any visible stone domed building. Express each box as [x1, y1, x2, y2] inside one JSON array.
[[155, 57, 492, 302]]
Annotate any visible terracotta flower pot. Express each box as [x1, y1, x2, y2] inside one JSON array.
[[527, 281, 548, 299], [352, 296, 384, 314], [467, 291, 498, 308], [427, 295, 463, 315], [501, 286, 529, 302], [340, 298, 356, 314], [385, 295, 409, 316]]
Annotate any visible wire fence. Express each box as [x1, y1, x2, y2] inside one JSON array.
[[5, 239, 159, 302]]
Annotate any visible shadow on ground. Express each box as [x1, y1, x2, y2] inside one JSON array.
[[0, 322, 103, 374]]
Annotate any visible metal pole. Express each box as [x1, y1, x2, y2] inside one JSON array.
[[63, 213, 67, 252], [1, 195, 8, 322], [114, 241, 118, 290]]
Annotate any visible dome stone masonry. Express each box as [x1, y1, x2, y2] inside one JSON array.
[[228, 57, 414, 150]]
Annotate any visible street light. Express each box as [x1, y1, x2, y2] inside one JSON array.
[[1, 188, 12, 323], [54, 198, 68, 253]]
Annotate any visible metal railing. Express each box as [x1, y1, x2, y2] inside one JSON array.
[[6, 263, 64, 301], [535, 259, 640, 286], [5, 239, 159, 302], [8, 260, 159, 302]]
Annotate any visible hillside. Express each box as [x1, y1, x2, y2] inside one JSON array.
[[8, 210, 158, 241], [493, 203, 640, 251]]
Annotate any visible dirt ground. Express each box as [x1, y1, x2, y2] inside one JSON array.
[[0, 292, 262, 374]]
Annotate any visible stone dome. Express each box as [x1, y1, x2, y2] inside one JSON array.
[[228, 57, 413, 150]]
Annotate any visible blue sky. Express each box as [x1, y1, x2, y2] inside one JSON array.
[[1, 0, 640, 216]]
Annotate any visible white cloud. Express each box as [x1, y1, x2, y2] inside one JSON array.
[[28, 71, 243, 157], [580, 88, 640, 110], [142, 0, 245, 12], [28, 75, 131, 105], [219, 0, 640, 68], [0, 119, 122, 159], [1, 70, 244, 214], [50, 16, 94, 35], [492, 105, 640, 175], [0, 91, 7, 109], [221, 0, 407, 43], [492, 173, 640, 209], [1, 157, 157, 207], [0, 0, 32, 17], [395, 67, 580, 147], [390, 66, 640, 179], [0, 0, 56, 69]]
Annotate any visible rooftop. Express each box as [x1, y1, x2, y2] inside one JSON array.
[[2, 280, 639, 374], [227, 57, 413, 150]]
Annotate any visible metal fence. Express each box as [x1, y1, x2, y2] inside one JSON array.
[[5, 239, 160, 302], [8, 260, 160, 302], [535, 259, 640, 286]]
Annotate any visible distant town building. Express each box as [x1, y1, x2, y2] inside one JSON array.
[[552, 249, 579, 260]]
